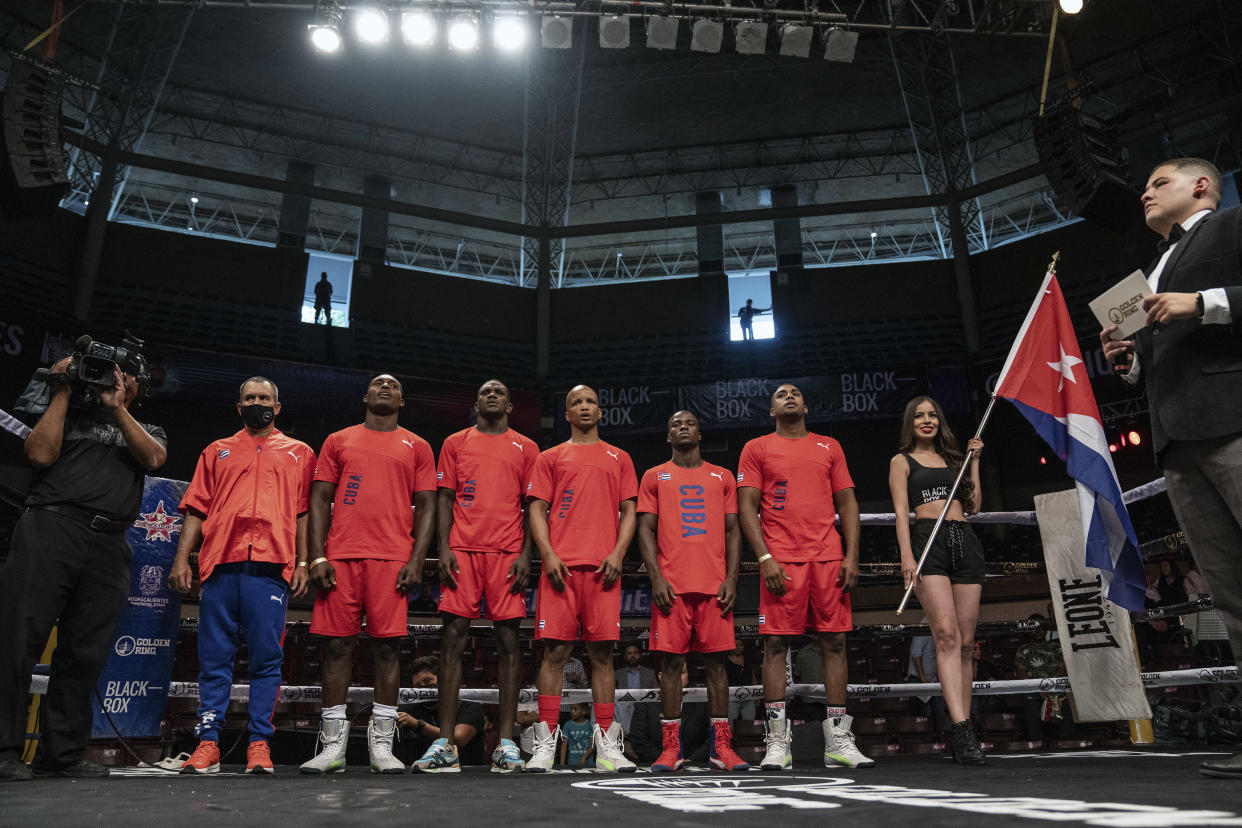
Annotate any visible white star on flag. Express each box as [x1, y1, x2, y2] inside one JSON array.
[[1046, 344, 1083, 392]]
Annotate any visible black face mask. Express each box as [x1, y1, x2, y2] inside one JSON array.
[[239, 404, 275, 430]]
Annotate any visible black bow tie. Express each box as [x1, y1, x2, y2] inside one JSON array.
[[1155, 222, 1186, 255]]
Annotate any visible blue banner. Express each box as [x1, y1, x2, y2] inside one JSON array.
[[91, 477, 187, 739]]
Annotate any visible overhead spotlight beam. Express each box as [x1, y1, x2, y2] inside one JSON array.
[[448, 14, 480, 50], [353, 5, 389, 44], [400, 9, 436, 46], [308, 0, 344, 53]]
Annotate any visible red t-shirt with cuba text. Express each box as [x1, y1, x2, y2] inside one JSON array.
[[637, 461, 737, 595], [525, 441, 638, 567], [180, 428, 315, 584], [736, 432, 855, 563], [314, 424, 437, 562], [438, 426, 539, 554]]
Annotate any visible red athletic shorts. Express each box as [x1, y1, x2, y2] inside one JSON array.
[[759, 559, 852, 635], [309, 558, 410, 638], [650, 592, 735, 654], [535, 565, 621, 642], [437, 551, 527, 621]]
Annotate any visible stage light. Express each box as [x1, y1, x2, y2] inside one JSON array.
[[354, 7, 389, 44], [778, 23, 812, 58], [494, 14, 528, 51], [448, 15, 480, 50], [824, 27, 858, 62], [599, 14, 630, 49], [541, 15, 572, 49], [646, 15, 679, 50], [309, 2, 344, 53], [189, 195, 199, 204], [1039, 457, 1047, 465], [869, 230, 877, 239], [1128, 430, 1141, 446], [1109, 443, 1118, 453], [690, 19, 723, 53], [734, 20, 767, 55], [1058, 0, 1084, 13], [401, 10, 435, 46]]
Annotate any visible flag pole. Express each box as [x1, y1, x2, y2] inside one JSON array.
[[896, 252, 1061, 616]]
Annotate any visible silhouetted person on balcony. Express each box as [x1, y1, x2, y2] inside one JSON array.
[[314, 272, 333, 325], [737, 299, 770, 341]]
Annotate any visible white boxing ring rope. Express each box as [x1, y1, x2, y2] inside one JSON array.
[[29, 666, 1239, 706]]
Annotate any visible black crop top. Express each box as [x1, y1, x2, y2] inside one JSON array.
[[903, 453, 966, 507]]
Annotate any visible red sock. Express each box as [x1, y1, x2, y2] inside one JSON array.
[[595, 702, 615, 731], [538, 694, 561, 728]]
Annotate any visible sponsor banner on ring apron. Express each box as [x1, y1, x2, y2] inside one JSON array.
[[91, 477, 187, 738], [1035, 488, 1150, 723]]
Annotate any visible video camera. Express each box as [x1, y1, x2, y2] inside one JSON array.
[[15, 331, 151, 415], [63, 333, 150, 396]]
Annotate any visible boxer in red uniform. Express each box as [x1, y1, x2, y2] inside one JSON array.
[[637, 410, 749, 772], [525, 385, 637, 773], [737, 383, 871, 771], [412, 379, 537, 773], [300, 374, 437, 775]]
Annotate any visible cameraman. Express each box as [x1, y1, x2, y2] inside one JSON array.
[[0, 358, 167, 781]]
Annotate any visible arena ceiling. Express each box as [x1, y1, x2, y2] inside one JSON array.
[[1, 0, 1240, 286]]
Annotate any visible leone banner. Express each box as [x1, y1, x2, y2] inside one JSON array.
[[1035, 488, 1150, 723]]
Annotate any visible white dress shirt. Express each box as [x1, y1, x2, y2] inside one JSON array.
[[1123, 208, 1231, 384]]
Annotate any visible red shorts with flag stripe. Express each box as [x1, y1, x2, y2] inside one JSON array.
[[535, 565, 621, 642], [309, 558, 410, 638], [759, 559, 852, 635], [650, 592, 736, 654], [437, 550, 527, 621]]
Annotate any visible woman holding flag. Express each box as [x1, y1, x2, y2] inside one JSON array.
[[889, 396, 986, 765]]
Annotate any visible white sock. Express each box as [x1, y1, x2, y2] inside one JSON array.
[[322, 704, 347, 721], [372, 703, 398, 721], [765, 700, 786, 724]]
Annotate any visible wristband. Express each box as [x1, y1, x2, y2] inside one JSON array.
[[757, 553, 773, 564], [310, 557, 329, 569], [1196, 291, 1205, 317], [297, 562, 308, 568]]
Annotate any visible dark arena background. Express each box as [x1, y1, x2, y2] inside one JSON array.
[[3, 0, 1242, 823]]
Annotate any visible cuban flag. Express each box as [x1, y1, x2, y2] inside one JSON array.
[[657, 472, 671, 481], [993, 273, 1146, 611]]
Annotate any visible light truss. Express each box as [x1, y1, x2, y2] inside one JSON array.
[[104, 173, 1077, 286], [78, 0, 1055, 38]]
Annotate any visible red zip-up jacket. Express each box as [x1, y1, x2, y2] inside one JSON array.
[[180, 428, 315, 584]]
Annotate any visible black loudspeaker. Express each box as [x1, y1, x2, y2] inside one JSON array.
[[1035, 108, 1139, 234], [695, 191, 724, 275], [1, 57, 70, 218]]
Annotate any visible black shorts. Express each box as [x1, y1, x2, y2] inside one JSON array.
[[911, 518, 985, 585]]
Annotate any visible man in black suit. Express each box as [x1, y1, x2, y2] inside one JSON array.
[[1100, 157, 1242, 779]]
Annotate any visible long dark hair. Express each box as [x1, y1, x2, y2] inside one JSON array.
[[898, 396, 975, 509]]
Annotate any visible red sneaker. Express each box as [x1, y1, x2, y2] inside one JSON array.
[[246, 740, 275, 775], [709, 720, 750, 772], [650, 718, 685, 772], [180, 741, 221, 775]]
